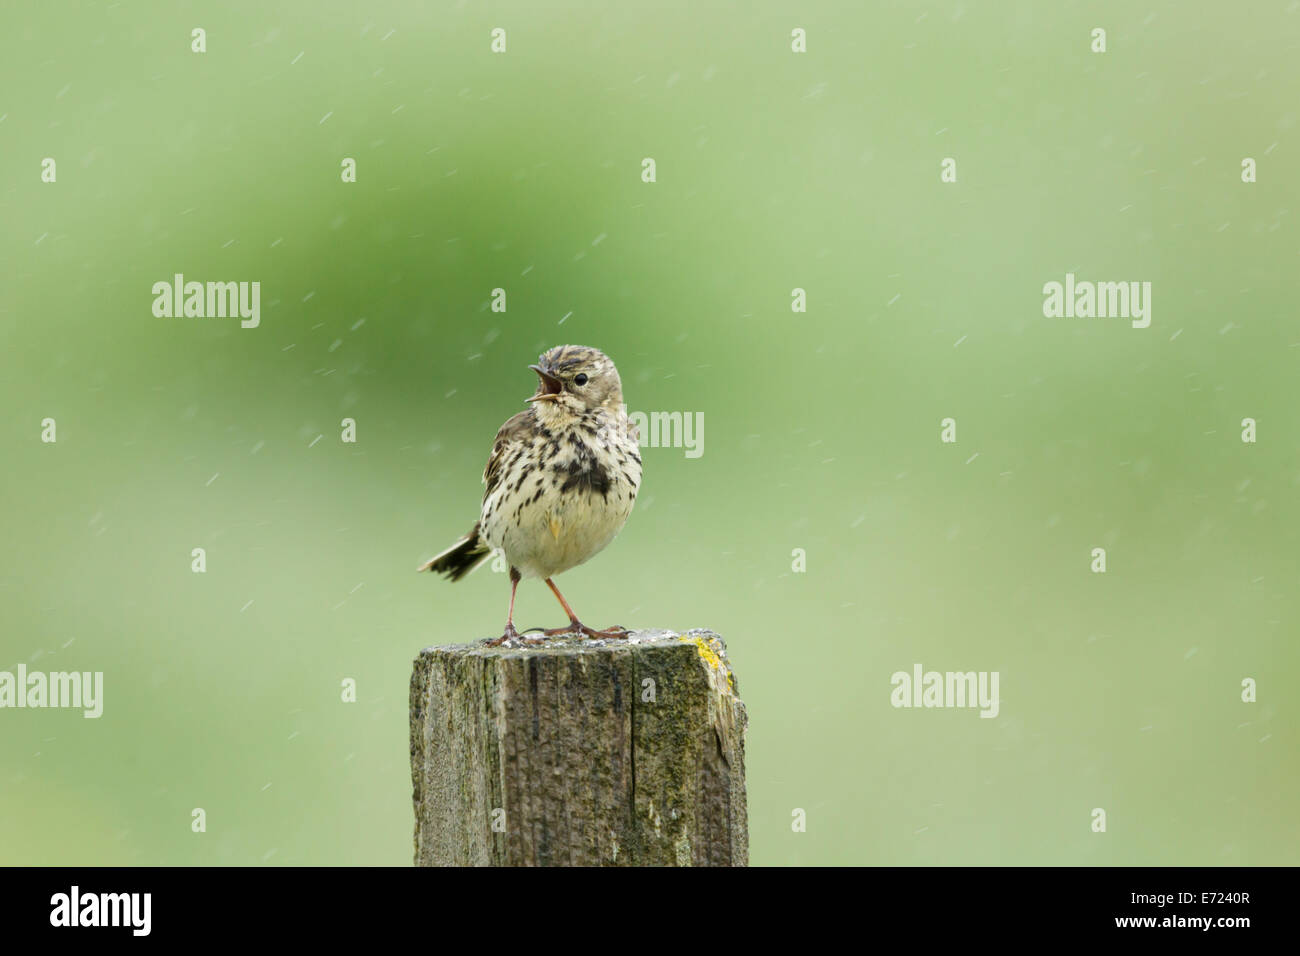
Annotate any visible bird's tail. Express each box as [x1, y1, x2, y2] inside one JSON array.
[[418, 524, 492, 581]]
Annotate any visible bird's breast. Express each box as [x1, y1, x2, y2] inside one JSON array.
[[480, 420, 640, 578]]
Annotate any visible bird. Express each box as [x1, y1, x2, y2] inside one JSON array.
[[419, 345, 642, 646]]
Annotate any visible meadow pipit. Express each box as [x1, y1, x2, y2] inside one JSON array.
[[419, 345, 642, 645]]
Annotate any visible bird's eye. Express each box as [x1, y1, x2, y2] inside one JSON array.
[[573, 373, 588, 386]]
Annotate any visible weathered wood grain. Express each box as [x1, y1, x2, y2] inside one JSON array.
[[410, 628, 747, 866]]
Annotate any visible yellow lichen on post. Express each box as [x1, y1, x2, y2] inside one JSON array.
[[681, 631, 735, 692]]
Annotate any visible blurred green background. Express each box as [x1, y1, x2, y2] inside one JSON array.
[[2, 0, 1297, 865]]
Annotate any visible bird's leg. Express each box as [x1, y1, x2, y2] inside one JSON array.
[[484, 568, 542, 646], [541, 577, 582, 634], [541, 578, 631, 640]]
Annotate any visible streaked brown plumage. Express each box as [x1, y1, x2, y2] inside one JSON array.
[[420, 345, 641, 645]]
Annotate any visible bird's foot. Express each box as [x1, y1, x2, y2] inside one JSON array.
[[483, 623, 544, 647], [583, 624, 632, 640], [541, 621, 581, 637], [542, 620, 631, 640]]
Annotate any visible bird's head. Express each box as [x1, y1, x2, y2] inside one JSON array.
[[527, 345, 624, 415]]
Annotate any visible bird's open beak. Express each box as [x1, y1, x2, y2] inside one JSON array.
[[527, 364, 563, 403]]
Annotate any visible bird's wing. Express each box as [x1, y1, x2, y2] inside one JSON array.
[[482, 408, 538, 493]]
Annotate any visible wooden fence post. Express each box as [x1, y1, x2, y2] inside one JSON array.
[[410, 628, 747, 866]]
